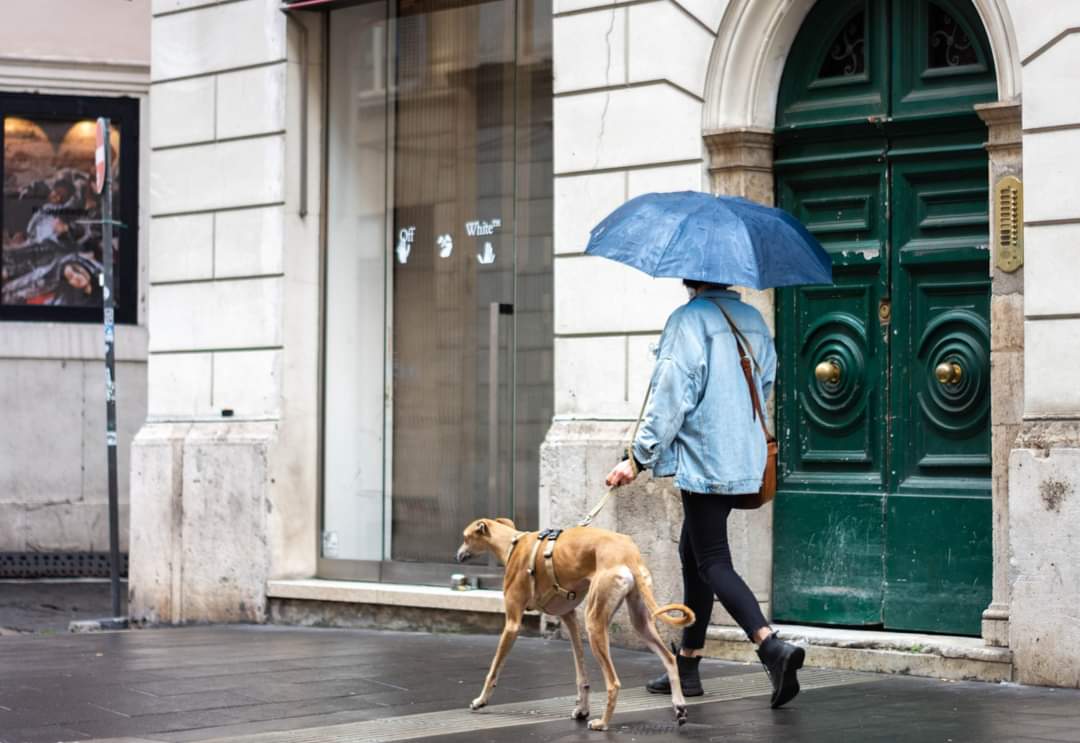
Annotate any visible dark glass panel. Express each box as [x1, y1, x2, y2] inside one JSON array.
[[818, 11, 866, 79], [322, 0, 553, 570], [928, 3, 978, 68]]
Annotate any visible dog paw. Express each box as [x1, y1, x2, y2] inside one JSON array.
[[469, 698, 487, 711], [587, 719, 608, 731], [571, 706, 590, 720], [674, 704, 688, 726]]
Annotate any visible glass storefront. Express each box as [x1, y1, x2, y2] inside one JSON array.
[[321, 0, 553, 581]]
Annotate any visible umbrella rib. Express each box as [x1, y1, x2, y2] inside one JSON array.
[[738, 216, 762, 290]]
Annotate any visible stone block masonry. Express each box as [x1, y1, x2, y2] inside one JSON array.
[[131, 0, 322, 623]]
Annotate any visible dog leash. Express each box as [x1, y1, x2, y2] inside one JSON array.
[[577, 382, 652, 527]]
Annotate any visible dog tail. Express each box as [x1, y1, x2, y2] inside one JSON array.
[[652, 602, 696, 627], [635, 565, 696, 628]]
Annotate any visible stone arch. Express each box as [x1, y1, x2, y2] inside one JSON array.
[[701, 0, 1020, 133]]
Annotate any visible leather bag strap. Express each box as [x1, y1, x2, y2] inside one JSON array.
[[717, 305, 771, 440]]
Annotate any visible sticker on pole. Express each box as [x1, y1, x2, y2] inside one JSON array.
[[95, 118, 108, 194]]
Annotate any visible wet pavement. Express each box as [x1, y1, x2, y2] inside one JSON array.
[[0, 624, 1077, 743], [0, 581, 126, 636]]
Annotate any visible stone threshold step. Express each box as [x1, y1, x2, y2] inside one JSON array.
[[267, 578, 508, 613], [268, 580, 1013, 683], [703, 623, 1013, 683]]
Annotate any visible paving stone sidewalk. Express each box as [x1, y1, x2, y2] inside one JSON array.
[[0, 581, 127, 637], [0, 624, 1078, 743]]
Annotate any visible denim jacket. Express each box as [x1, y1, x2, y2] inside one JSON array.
[[631, 289, 777, 495]]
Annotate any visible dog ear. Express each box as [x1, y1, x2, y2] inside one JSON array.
[[474, 520, 488, 534], [495, 517, 516, 529]]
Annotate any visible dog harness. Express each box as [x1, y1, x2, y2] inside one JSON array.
[[499, 386, 647, 609], [505, 529, 577, 612]]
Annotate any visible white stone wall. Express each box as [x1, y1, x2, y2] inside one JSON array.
[[0, 331, 148, 554], [0, 0, 150, 63], [1006, 0, 1080, 688], [552, 0, 722, 421], [0, 3, 151, 556], [147, 0, 289, 417], [132, 0, 321, 623]]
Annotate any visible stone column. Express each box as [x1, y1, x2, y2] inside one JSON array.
[[704, 128, 775, 206], [130, 1, 322, 625], [975, 102, 1022, 648]]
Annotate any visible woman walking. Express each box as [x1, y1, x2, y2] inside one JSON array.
[[605, 279, 805, 709]]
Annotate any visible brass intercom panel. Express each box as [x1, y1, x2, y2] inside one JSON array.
[[995, 175, 1023, 273]]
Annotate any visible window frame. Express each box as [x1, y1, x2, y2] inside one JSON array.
[[1, 92, 140, 324]]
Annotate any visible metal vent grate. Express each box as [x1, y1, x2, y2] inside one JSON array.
[[0, 552, 128, 579]]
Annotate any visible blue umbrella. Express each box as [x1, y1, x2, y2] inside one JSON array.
[[585, 191, 832, 289]]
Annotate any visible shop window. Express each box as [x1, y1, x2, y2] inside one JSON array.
[[1, 93, 139, 323], [320, 0, 554, 573]]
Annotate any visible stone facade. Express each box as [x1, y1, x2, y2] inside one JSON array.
[[130, 0, 322, 623], [1005, 0, 1080, 685], [544, 0, 1080, 688], [126, 0, 1080, 690], [0, 1, 150, 557]]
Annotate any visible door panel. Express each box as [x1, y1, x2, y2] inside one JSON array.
[[890, 150, 992, 486], [884, 147, 991, 634], [776, 0, 889, 128], [773, 157, 889, 626], [891, 0, 997, 119], [773, 493, 887, 625], [773, 0, 995, 635], [773, 134, 992, 634]]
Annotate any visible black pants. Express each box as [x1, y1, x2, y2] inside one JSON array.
[[679, 491, 769, 648]]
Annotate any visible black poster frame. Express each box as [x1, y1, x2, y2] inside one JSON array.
[[0, 92, 140, 325]]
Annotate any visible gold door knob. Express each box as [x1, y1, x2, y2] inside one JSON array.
[[815, 360, 841, 384], [935, 362, 963, 385]]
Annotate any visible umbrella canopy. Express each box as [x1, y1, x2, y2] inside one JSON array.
[[585, 191, 832, 289]]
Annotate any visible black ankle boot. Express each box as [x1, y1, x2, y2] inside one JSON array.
[[756, 633, 805, 709], [645, 648, 704, 697]]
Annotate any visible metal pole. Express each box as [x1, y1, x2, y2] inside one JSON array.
[[99, 117, 121, 620], [487, 302, 499, 518]]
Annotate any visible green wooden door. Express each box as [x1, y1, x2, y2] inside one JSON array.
[[771, 0, 996, 635]]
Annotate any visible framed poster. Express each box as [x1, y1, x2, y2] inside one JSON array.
[[1, 93, 139, 323]]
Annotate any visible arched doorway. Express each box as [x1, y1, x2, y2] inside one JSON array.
[[771, 0, 997, 635]]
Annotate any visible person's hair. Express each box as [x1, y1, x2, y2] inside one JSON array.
[[683, 279, 730, 291]]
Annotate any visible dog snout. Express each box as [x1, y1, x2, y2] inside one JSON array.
[[456, 547, 472, 563]]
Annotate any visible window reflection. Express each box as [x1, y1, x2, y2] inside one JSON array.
[[322, 0, 552, 569]]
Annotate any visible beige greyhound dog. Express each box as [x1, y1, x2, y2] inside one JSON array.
[[456, 517, 696, 731]]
